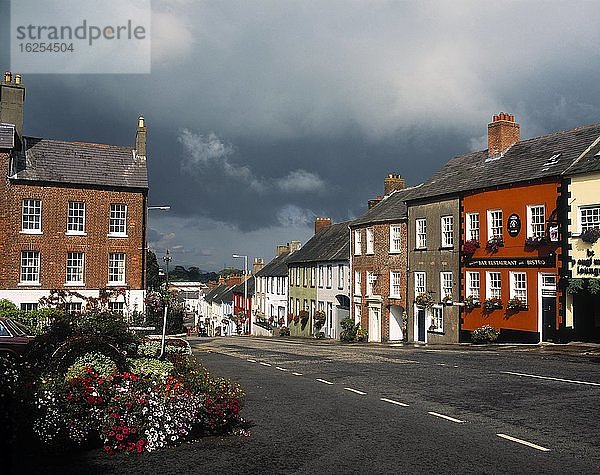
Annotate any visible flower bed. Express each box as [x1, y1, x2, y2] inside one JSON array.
[[3, 304, 247, 457]]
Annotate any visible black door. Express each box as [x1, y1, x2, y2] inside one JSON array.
[[417, 308, 426, 342], [542, 297, 556, 342]]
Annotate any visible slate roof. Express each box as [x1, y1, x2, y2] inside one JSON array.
[[563, 134, 600, 175], [287, 221, 350, 265], [204, 284, 228, 304], [350, 185, 422, 227], [9, 136, 148, 189], [255, 251, 295, 278], [212, 285, 234, 304], [232, 276, 255, 296], [407, 122, 600, 202]]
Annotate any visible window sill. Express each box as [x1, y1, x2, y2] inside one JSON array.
[[19, 230, 43, 235], [106, 282, 127, 287], [64, 282, 85, 287], [107, 233, 128, 238], [414, 248, 427, 251], [389, 250, 401, 254], [439, 246, 454, 251], [427, 330, 445, 335], [65, 231, 87, 237], [18, 282, 41, 287]]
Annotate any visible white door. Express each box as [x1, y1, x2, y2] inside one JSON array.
[[389, 305, 404, 341], [368, 306, 381, 342]]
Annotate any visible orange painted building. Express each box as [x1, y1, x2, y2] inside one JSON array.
[[460, 181, 561, 342]]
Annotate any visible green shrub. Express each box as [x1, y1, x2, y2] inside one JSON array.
[[471, 325, 500, 344], [128, 357, 174, 379], [66, 352, 118, 380]]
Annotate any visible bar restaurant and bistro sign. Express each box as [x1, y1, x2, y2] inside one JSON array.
[[467, 255, 556, 268]]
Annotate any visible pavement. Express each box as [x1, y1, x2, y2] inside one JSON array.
[[188, 334, 600, 358]]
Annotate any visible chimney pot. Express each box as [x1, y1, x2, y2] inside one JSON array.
[[4, 71, 11, 83], [14, 74, 21, 85], [488, 112, 520, 157]]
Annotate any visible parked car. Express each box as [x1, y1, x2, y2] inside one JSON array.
[[0, 317, 35, 358]]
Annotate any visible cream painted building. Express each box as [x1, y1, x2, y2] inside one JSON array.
[[565, 163, 600, 341]]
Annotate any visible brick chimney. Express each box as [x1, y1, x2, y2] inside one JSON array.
[[135, 116, 147, 159], [368, 195, 382, 209], [384, 174, 405, 196], [0, 71, 25, 147], [276, 244, 290, 256], [488, 112, 519, 157], [315, 217, 332, 234], [253, 257, 264, 274]]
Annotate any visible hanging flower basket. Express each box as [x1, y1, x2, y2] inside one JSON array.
[[463, 239, 480, 255], [314, 310, 326, 329], [415, 292, 434, 308], [483, 297, 503, 312], [486, 236, 504, 253], [441, 295, 453, 306], [580, 228, 600, 244]]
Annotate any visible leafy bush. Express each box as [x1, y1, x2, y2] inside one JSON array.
[[66, 352, 118, 380], [340, 316, 367, 343], [128, 357, 174, 379], [278, 326, 290, 336], [471, 325, 500, 344]]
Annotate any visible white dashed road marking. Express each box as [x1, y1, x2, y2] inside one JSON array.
[[380, 397, 409, 407], [316, 378, 334, 385], [292, 372, 303, 376], [259, 362, 272, 367], [496, 433, 550, 452], [502, 371, 600, 387], [276, 367, 288, 371], [247, 359, 256, 363], [344, 387, 366, 395], [428, 412, 465, 423]]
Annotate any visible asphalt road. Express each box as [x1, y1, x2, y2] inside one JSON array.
[[14, 337, 600, 474], [189, 336, 600, 474]]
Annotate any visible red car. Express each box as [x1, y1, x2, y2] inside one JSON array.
[[0, 317, 35, 358]]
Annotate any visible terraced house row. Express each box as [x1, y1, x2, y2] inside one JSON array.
[[222, 113, 600, 344]]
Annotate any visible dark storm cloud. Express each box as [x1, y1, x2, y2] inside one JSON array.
[[5, 0, 600, 268]]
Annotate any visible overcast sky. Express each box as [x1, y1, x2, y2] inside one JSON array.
[[3, 0, 600, 271]]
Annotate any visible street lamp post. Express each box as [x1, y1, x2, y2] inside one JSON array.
[[159, 249, 172, 358], [232, 254, 249, 335]]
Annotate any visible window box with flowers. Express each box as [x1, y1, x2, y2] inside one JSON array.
[[525, 236, 547, 249], [463, 239, 480, 255], [580, 228, 600, 244], [441, 295, 454, 306], [486, 236, 504, 253], [415, 292, 434, 309], [483, 297, 503, 312], [464, 295, 480, 311], [506, 297, 527, 312]]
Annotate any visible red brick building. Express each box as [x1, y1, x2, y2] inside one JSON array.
[[350, 175, 417, 342], [0, 72, 148, 314]]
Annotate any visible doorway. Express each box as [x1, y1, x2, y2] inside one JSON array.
[[416, 307, 426, 342], [368, 306, 381, 342], [539, 273, 557, 342], [389, 305, 404, 341]]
